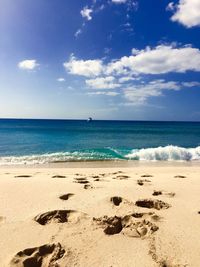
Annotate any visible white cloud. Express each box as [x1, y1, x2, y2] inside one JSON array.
[[169, 0, 200, 28], [18, 59, 39, 70], [124, 80, 181, 105], [87, 91, 119, 96], [86, 76, 120, 89], [131, 48, 140, 55], [57, 78, 65, 82], [63, 54, 103, 77], [74, 29, 82, 38], [80, 7, 93, 20], [112, 0, 127, 4], [182, 81, 200, 87], [106, 44, 200, 75], [76, 1, 137, 37], [64, 44, 200, 105], [118, 76, 138, 83], [123, 79, 199, 105], [65, 45, 200, 78], [166, 2, 175, 11]]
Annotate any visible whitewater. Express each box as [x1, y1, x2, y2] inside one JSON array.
[[0, 145, 200, 165]]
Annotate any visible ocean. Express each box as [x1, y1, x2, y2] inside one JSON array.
[[0, 119, 200, 165]]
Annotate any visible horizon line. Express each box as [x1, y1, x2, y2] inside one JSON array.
[[0, 118, 200, 123]]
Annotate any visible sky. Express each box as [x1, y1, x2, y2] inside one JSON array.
[[0, 0, 200, 121]]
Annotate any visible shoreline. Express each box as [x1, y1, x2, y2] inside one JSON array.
[[0, 159, 200, 168]]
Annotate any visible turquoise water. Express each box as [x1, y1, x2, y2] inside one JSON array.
[[0, 119, 200, 164]]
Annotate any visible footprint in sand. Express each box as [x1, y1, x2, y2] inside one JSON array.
[[152, 190, 176, 197], [135, 199, 170, 210], [90, 175, 104, 181], [14, 175, 32, 178], [158, 259, 186, 267], [112, 175, 130, 180], [74, 178, 94, 189], [9, 242, 65, 267], [174, 175, 186, 178], [91, 175, 100, 179], [83, 184, 93, 189], [94, 178, 101, 181], [93, 212, 159, 238], [152, 190, 162, 196], [74, 177, 89, 184], [59, 193, 74, 200], [112, 171, 124, 175], [137, 179, 151, 186], [98, 173, 107, 177], [52, 175, 66, 178], [110, 196, 123, 206], [34, 210, 87, 225], [131, 212, 161, 222]]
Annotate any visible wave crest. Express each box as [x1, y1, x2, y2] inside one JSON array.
[[125, 145, 200, 161], [0, 149, 120, 165], [0, 145, 200, 165]]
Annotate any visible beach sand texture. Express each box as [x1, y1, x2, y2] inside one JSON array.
[[0, 165, 199, 267]]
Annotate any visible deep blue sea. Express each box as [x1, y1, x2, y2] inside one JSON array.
[[0, 119, 200, 164]]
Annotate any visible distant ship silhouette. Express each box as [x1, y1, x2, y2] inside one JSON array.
[[87, 117, 93, 122]]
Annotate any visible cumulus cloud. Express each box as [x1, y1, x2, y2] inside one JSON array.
[[80, 7, 93, 20], [86, 76, 120, 89], [112, 0, 127, 4], [57, 78, 65, 82], [124, 80, 179, 105], [64, 44, 200, 104], [18, 59, 39, 70], [63, 54, 103, 77], [118, 76, 137, 83], [65, 45, 200, 79], [182, 81, 200, 87], [168, 0, 200, 28], [106, 44, 200, 75], [87, 91, 119, 96], [123, 80, 199, 105]]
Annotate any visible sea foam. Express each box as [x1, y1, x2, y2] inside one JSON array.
[[0, 145, 200, 165], [0, 150, 118, 165], [126, 145, 200, 161]]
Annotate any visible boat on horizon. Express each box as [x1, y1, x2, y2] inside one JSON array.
[[87, 117, 93, 122]]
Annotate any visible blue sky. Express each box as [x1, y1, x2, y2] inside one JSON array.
[[0, 0, 200, 120]]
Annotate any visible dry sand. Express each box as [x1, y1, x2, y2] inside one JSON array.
[[0, 163, 199, 266]]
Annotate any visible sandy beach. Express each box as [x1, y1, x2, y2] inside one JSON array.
[[0, 163, 199, 267]]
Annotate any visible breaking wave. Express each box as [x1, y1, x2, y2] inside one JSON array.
[[0, 149, 123, 165], [0, 145, 200, 165], [126, 145, 200, 161]]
